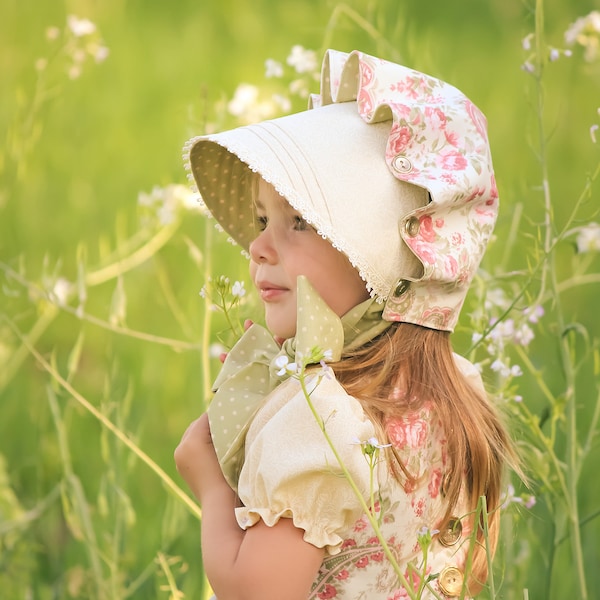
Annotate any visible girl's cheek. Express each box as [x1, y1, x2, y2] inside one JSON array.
[[249, 261, 258, 283]]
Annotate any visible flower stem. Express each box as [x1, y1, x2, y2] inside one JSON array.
[[298, 371, 418, 599], [7, 317, 202, 520]]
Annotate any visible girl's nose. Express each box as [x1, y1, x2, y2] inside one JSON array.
[[249, 228, 277, 264]]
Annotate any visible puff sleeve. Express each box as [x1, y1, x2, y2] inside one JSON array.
[[235, 373, 376, 555]]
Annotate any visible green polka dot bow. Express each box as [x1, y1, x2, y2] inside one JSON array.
[[207, 276, 390, 490]]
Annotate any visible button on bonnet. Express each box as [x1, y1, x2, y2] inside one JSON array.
[[404, 216, 420, 237], [391, 155, 413, 174], [393, 279, 411, 297]]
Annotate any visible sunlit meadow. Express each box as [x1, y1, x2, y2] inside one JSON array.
[[1, 0, 599, 598]]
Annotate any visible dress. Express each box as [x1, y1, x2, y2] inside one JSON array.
[[207, 279, 483, 599], [233, 362, 478, 600]]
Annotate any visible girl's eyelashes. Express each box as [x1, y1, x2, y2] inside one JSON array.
[[254, 213, 312, 232], [293, 215, 311, 231], [255, 215, 268, 231]]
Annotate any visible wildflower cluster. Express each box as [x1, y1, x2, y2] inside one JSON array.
[[564, 10, 600, 62], [199, 275, 247, 342], [38, 15, 109, 80], [274, 347, 333, 379], [225, 45, 319, 125], [574, 222, 600, 252], [470, 286, 544, 401], [138, 184, 205, 227], [520, 32, 572, 74], [501, 484, 536, 510], [351, 436, 391, 521]]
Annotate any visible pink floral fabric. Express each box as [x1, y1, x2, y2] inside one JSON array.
[[235, 371, 475, 600], [312, 50, 498, 331]]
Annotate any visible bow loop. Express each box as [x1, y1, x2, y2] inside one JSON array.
[[207, 276, 389, 490]]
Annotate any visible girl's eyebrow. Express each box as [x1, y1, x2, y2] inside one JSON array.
[[254, 199, 265, 211]]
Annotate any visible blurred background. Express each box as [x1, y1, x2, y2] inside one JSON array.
[[1, 0, 599, 598]]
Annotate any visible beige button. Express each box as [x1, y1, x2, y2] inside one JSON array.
[[438, 566, 464, 597], [438, 518, 462, 547], [391, 155, 413, 173], [393, 279, 411, 297], [404, 216, 420, 237]]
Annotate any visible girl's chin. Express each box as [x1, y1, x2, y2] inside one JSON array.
[[265, 318, 296, 341]]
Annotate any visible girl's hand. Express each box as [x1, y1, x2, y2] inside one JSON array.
[[174, 413, 228, 501]]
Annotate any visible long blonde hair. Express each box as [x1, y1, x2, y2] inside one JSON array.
[[333, 321, 517, 594]]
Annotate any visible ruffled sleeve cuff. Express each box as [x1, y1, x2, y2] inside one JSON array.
[[235, 374, 377, 555]]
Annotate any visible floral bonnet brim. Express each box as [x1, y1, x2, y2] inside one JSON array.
[[185, 49, 498, 332]]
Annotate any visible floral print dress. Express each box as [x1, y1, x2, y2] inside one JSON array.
[[235, 356, 481, 599]]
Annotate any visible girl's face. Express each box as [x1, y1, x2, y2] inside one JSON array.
[[249, 179, 369, 341]]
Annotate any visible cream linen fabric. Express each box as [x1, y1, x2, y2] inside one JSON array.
[[208, 276, 390, 491], [234, 365, 477, 599], [235, 372, 376, 553]]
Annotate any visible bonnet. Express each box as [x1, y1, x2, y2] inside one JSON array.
[[185, 49, 498, 332]]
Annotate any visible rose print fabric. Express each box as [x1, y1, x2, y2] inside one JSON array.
[[310, 49, 499, 331], [187, 49, 498, 333], [235, 360, 481, 599]]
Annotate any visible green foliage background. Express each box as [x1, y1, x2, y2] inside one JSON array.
[[1, 0, 599, 598]]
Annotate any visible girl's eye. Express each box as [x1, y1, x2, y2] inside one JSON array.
[[256, 215, 268, 231], [293, 215, 310, 231]]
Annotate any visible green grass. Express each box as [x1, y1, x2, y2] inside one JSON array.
[[2, 0, 600, 598]]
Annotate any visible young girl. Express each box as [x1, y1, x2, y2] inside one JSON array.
[[175, 49, 516, 600]]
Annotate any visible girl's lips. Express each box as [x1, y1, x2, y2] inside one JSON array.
[[257, 282, 289, 302]]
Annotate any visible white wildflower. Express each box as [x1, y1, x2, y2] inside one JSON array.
[[521, 33, 533, 51], [272, 93, 292, 113], [501, 484, 536, 510], [526, 305, 545, 323], [227, 83, 259, 117], [490, 359, 511, 378], [514, 323, 534, 346], [209, 343, 226, 359], [521, 61, 536, 73], [157, 202, 175, 226], [67, 15, 97, 37], [351, 437, 392, 450], [72, 48, 86, 64], [289, 78, 310, 98], [322, 349, 334, 362], [167, 183, 200, 212], [317, 360, 333, 379], [227, 84, 277, 123], [286, 45, 318, 74], [68, 64, 82, 80], [576, 222, 600, 253], [591, 124, 599, 144], [231, 281, 246, 298], [484, 287, 508, 310], [46, 26, 61, 41], [525, 496, 537, 509], [50, 278, 73, 305], [564, 11, 600, 61], [489, 318, 515, 343], [265, 58, 284, 78], [510, 364, 523, 377], [274, 355, 298, 377], [94, 45, 110, 63]]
